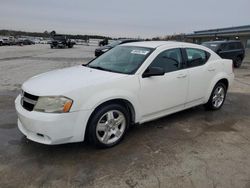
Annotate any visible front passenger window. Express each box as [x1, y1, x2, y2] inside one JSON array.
[[149, 48, 182, 73]]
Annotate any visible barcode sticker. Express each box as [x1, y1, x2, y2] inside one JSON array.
[[131, 50, 149, 55]]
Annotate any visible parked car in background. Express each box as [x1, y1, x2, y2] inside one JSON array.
[[2, 38, 10, 45], [8, 36, 16, 45], [15, 39, 24, 46], [33, 39, 40, 44], [0, 37, 37, 46], [95, 39, 142, 57], [50, 35, 75, 48], [15, 41, 234, 148], [40, 40, 49, 44], [22, 39, 35, 45], [202, 40, 245, 68], [99, 38, 109, 46]]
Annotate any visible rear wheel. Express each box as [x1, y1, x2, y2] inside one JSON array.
[[234, 56, 242, 68], [205, 82, 227, 110], [87, 104, 130, 148]]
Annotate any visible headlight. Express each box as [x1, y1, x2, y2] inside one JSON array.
[[101, 49, 109, 52], [34, 96, 73, 113]]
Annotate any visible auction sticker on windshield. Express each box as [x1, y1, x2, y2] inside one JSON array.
[[131, 50, 150, 55]]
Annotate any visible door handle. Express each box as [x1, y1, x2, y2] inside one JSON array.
[[177, 74, 187, 78]]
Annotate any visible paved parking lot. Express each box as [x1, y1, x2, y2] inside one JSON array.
[[0, 44, 250, 188]]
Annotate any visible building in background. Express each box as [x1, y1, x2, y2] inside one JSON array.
[[183, 25, 250, 62], [184, 25, 250, 49]]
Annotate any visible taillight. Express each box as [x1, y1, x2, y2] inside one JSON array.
[[232, 62, 234, 73]]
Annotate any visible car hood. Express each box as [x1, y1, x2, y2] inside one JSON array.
[[22, 65, 128, 96]]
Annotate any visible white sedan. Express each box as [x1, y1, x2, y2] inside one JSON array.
[[15, 41, 234, 148]]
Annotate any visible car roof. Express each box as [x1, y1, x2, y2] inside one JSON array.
[[121, 41, 203, 49]]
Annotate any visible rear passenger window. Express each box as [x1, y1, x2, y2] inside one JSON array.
[[235, 42, 243, 49], [186, 48, 210, 67], [220, 44, 227, 51], [149, 48, 182, 73], [223, 42, 243, 50], [228, 43, 236, 50]]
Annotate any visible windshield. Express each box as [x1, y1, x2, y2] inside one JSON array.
[[202, 42, 219, 51], [108, 40, 122, 47], [88, 46, 153, 74]]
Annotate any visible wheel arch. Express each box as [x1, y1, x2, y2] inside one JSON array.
[[89, 98, 136, 124], [217, 78, 229, 90], [205, 75, 229, 103], [83, 98, 137, 141], [237, 54, 244, 60]]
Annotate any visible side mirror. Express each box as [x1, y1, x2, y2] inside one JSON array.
[[142, 67, 165, 78]]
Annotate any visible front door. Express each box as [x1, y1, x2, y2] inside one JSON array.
[[138, 48, 188, 121]]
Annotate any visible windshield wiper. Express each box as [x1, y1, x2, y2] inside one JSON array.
[[88, 65, 111, 72], [87, 65, 125, 74]]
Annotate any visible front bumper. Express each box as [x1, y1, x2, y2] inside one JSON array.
[[15, 95, 91, 145]]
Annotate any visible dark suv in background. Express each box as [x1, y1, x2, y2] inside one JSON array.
[[95, 39, 142, 57], [202, 40, 245, 68], [50, 35, 75, 49]]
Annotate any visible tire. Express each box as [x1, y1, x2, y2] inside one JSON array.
[[50, 45, 53, 49], [87, 103, 130, 148], [234, 56, 242, 68], [205, 82, 227, 110]]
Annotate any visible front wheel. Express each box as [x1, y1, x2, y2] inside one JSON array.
[[205, 82, 227, 110], [87, 104, 130, 148]]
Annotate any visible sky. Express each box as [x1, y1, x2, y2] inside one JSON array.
[[0, 0, 249, 38]]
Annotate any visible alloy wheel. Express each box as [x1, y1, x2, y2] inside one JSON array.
[[212, 86, 225, 108], [96, 110, 126, 145]]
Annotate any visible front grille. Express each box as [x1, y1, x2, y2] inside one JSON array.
[[21, 91, 39, 111]]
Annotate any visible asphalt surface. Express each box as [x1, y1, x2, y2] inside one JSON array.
[[0, 44, 250, 188]]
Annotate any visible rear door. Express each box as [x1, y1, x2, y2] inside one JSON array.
[[184, 48, 214, 108]]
